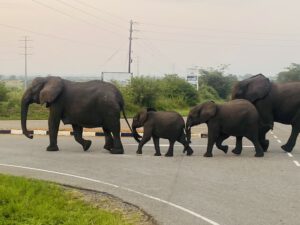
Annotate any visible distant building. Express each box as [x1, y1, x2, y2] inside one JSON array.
[[186, 67, 199, 90]]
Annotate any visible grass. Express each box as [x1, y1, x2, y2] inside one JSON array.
[[0, 174, 137, 225]]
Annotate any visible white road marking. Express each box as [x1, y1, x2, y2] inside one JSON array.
[[124, 143, 254, 148], [0, 163, 220, 225], [11, 129, 23, 135], [272, 133, 299, 168], [293, 161, 300, 167]]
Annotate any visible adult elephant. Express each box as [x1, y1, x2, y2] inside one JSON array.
[[21, 76, 139, 154], [232, 74, 300, 152]]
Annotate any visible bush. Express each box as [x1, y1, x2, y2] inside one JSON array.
[[199, 67, 238, 99], [277, 63, 300, 82], [198, 84, 222, 103]]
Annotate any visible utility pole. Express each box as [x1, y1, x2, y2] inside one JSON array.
[[19, 36, 32, 90], [128, 20, 133, 74], [136, 56, 139, 76]]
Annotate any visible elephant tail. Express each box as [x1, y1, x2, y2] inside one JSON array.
[[121, 108, 141, 143]]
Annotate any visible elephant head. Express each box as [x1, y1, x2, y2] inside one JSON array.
[[131, 108, 156, 141], [21, 76, 63, 139], [186, 101, 217, 142], [231, 74, 271, 103]]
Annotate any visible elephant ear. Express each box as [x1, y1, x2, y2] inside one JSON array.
[[200, 101, 217, 123], [244, 74, 271, 102], [139, 109, 148, 125], [39, 76, 63, 105]]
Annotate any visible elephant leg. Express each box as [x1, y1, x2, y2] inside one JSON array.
[[47, 110, 60, 151], [204, 128, 218, 157], [72, 124, 91, 151], [103, 127, 113, 151], [165, 140, 175, 157], [178, 132, 193, 156], [248, 134, 264, 157], [136, 129, 152, 155], [281, 125, 299, 153], [232, 136, 243, 155], [259, 126, 270, 152], [216, 133, 229, 154], [152, 136, 161, 156]]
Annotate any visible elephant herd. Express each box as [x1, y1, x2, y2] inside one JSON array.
[[21, 74, 300, 157]]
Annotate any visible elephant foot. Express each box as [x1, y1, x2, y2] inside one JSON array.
[[255, 152, 264, 157], [281, 144, 293, 153], [47, 145, 59, 152], [103, 143, 113, 151], [186, 147, 194, 156], [232, 148, 242, 155], [203, 152, 213, 157], [83, 140, 92, 151], [110, 148, 124, 154], [155, 152, 162, 156], [164, 152, 173, 157], [218, 145, 228, 154], [136, 150, 142, 154], [261, 140, 269, 152]]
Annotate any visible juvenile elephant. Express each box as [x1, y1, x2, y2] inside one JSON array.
[[232, 74, 300, 153], [186, 100, 264, 157], [132, 108, 193, 157], [21, 76, 138, 153]]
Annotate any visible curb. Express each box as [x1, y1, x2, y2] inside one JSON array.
[[0, 129, 208, 138]]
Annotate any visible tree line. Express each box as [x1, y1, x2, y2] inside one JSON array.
[[0, 63, 300, 119]]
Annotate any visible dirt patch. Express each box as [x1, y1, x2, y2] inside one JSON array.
[[63, 185, 159, 225]]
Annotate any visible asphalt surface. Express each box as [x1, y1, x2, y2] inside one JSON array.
[[0, 123, 299, 225]]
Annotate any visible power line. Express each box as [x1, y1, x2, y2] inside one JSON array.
[[0, 23, 113, 48], [32, 0, 125, 37], [55, 0, 127, 31], [138, 22, 300, 38], [71, 0, 128, 23], [137, 37, 300, 48]]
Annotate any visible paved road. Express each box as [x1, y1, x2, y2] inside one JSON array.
[[0, 119, 207, 134], [0, 123, 299, 225]]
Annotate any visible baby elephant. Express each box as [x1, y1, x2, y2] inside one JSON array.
[[186, 100, 264, 157], [132, 108, 193, 157]]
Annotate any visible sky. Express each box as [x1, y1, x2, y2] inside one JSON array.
[[0, 0, 300, 78]]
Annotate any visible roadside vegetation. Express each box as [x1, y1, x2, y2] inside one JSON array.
[[0, 174, 153, 225], [1, 63, 298, 120]]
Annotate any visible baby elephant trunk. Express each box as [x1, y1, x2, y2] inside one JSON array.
[[185, 126, 191, 144], [132, 127, 142, 143]]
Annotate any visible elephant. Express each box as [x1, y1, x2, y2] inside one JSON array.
[[132, 108, 193, 157], [21, 76, 139, 154], [186, 100, 264, 157], [232, 74, 300, 153]]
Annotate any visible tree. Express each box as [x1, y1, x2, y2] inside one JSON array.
[[198, 66, 238, 99], [0, 82, 8, 102], [159, 74, 198, 106], [277, 63, 300, 83], [129, 76, 160, 107]]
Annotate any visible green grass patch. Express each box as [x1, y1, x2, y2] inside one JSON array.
[[0, 174, 140, 225]]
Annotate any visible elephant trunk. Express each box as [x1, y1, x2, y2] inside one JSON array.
[[21, 90, 33, 139], [132, 127, 142, 143], [185, 126, 191, 143], [185, 118, 192, 143]]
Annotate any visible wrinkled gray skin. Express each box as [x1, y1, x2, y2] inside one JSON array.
[[132, 108, 193, 157], [186, 100, 264, 157], [21, 76, 139, 154], [232, 74, 300, 153]]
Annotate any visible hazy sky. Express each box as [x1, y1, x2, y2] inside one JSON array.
[[1, 0, 300, 77]]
